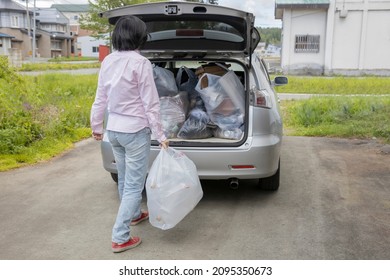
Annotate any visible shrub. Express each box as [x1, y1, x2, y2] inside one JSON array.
[[283, 96, 390, 141], [0, 57, 97, 159], [0, 57, 43, 154]]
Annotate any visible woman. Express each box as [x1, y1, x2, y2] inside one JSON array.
[[90, 16, 169, 253]]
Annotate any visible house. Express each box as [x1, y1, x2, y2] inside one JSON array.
[[0, 0, 33, 60], [50, 4, 110, 58], [275, 0, 390, 76], [0, 0, 73, 60], [0, 32, 14, 56], [265, 44, 281, 57], [50, 4, 91, 56], [255, 42, 266, 55], [50, 4, 89, 36], [35, 8, 72, 58]]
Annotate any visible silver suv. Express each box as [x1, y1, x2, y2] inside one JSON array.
[[99, 1, 288, 191]]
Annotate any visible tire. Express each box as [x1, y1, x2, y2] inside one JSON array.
[[258, 160, 280, 191], [110, 173, 118, 184]]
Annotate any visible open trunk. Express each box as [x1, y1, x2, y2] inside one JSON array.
[[99, 2, 284, 185], [100, 1, 260, 147], [151, 58, 248, 147]]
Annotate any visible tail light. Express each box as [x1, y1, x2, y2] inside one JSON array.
[[251, 87, 272, 109]]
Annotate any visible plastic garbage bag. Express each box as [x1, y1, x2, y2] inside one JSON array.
[[176, 66, 198, 92], [177, 108, 213, 139], [212, 110, 245, 130], [213, 126, 244, 140], [196, 71, 245, 115], [195, 72, 245, 132], [195, 74, 225, 112], [176, 66, 202, 110], [219, 70, 245, 114], [146, 148, 203, 230], [153, 66, 178, 97], [159, 92, 189, 138]]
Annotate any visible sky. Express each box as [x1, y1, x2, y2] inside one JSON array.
[[21, 0, 282, 28], [219, 0, 281, 27]]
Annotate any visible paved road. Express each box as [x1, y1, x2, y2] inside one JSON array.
[[19, 68, 100, 76], [278, 93, 390, 100], [0, 136, 389, 260]]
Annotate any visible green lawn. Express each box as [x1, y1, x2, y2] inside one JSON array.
[[1, 57, 389, 171], [275, 76, 390, 95]]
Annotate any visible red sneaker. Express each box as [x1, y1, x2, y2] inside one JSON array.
[[131, 211, 149, 226], [112, 237, 141, 253]]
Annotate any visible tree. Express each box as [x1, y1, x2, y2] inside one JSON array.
[[79, 0, 160, 40], [257, 27, 281, 46], [79, 0, 219, 41]]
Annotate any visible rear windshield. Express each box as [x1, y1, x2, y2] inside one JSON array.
[[146, 20, 243, 42], [141, 18, 246, 51]]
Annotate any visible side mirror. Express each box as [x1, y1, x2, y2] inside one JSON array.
[[274, 76, 288, 86]]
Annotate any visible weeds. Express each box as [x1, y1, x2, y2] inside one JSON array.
[[282, 96, 390, 142], [19, 62, 101, 72], [275, 76, 390, 95], [0, 57, 97, 171], [1, 56, 390, 171], [48, 56, 98, 62]]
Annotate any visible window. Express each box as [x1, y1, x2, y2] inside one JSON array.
[[295, 35, 320, 53], [11, 16, 19, 27], [56, 25, 65, 32], [92, 46, 99, 53], [146, 20, 243, 43], [41, 24, 52, 31], [74, 15, 79, 20], [51, 40, 61, 50]]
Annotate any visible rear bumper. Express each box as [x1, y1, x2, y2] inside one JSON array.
[[101, 133, 282, 180]]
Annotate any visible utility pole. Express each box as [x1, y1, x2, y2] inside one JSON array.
[[23, 0, 37, 62], [24, 0, 32, 58], [32, 0, 36, 63]]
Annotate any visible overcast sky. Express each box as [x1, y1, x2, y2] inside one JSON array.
[[219, 0, 281, 27], [25, 0, 281, 28]]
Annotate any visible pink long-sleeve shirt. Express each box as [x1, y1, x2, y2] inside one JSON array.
[[90, 50, 167, 143]]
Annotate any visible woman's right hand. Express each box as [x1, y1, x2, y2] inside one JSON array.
[[160, 139, 169, 149]]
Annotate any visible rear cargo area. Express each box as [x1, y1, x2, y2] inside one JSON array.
[[151, 60, 247, 145]]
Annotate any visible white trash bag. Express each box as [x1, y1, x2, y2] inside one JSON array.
[[146, 147, 203, 230]]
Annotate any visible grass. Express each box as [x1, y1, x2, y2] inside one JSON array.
[[48, 56, 99, 62], [1, 58, 389, 172], [19, 62, 101, 72], [274, 76, 390, 95], [1, 56, 98, 171], [0, 129, 90, 171], [281, 96, 390, 142]]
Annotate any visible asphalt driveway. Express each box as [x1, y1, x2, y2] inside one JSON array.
[[0, 136, 389, 260]]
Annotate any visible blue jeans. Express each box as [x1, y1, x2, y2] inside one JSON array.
[[107, 128, 151, 244]]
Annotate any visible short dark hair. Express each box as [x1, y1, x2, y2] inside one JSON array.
[[111, 16, 148, 51]]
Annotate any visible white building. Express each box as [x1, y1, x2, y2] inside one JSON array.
[[275, 0, 390, 76], [77, 36, 108, 58], [265, 44, 281, 57]]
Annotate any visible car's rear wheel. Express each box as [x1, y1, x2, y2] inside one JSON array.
[[110, 173, 118, 184], [258, 160, 280, 191]]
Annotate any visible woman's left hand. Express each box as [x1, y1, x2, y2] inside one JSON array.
[[92, 132, 103, 141]]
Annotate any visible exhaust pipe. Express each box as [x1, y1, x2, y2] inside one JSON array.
[[228, 178, 239, 190]]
